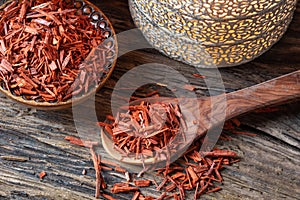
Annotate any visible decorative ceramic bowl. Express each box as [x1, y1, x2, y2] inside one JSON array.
[[134, 0, 296, 45], [0, 0, 117, 109], [139, 0, 286, 20], [130, 0, 297, 67]]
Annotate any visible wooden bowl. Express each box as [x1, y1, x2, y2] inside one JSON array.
[[0, 0, 118, 110], [130, 0, 296, 67], [129, 0, 294, 67]]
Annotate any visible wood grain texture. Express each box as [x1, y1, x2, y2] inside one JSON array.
[[0, 0, 299, 199], [225, 70, 300, 119]]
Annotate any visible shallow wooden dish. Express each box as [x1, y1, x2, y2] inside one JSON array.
[[0, 0, 118, 110]]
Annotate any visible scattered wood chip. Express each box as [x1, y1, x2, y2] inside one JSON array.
[[39, 171, 47, 180], [183, 84, 196, 91], [133, 180, 151, 187], [111, 184, 139, 194], [231, 118, 241, 127], [64, 136, 99, 148], [192, 73, 206, 79]]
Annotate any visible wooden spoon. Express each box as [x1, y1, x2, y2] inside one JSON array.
[[101, 70, 300, 165]]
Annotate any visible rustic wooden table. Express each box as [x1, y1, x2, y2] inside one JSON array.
[[0, 0, 299, 199]]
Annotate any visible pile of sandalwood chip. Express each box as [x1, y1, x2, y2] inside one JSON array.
[[65, 134, 239, 200], [0, 0, 109, 102], [98, 101, 187, 161]]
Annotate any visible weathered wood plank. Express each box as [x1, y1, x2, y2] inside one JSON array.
[[1, 95, 300, 199], [240, 102, 300, 149], [0, 0, 299, 199]]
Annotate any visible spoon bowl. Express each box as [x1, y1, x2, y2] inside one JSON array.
[[101, 97, 202, 165], [101, 70, 300, 165]]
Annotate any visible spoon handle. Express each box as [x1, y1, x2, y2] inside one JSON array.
[[225, 70, 300, 119]]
